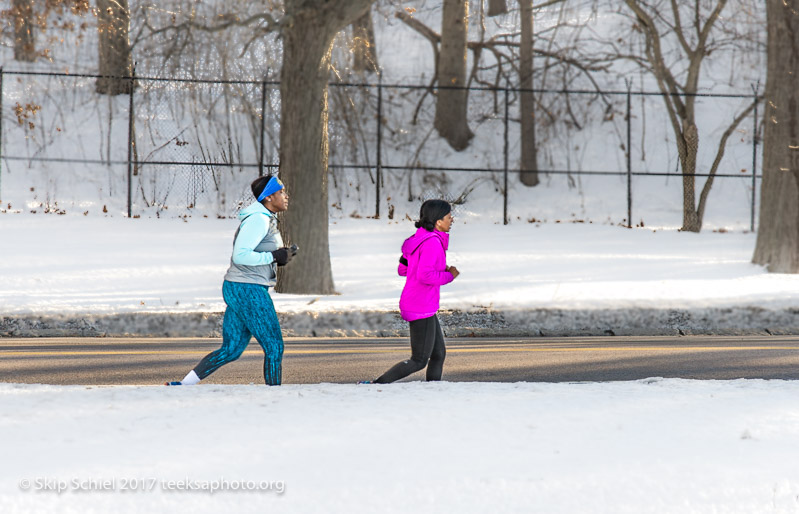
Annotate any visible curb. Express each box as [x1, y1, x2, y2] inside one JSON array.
[[2, 307, 798, 338]]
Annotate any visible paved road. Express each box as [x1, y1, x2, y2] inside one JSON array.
[[3, 336, 799, 385]]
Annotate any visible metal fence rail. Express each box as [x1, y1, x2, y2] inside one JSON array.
[[0, 69, 762, 227]]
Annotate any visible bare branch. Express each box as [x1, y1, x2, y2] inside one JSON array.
[[697, 96, 762, 221], [412, 76, 438, 125], [395, 10, 439, 47], [623, 0, 686, 147], [141, 11, 280, 41], [533, 0, 567, 10], [669, 0, 693, 57], [697, 0, 728, 51]]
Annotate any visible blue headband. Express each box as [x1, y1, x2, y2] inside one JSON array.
[[257, 176, 284, 202]]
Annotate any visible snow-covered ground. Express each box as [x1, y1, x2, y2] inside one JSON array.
[[4, 379, 799, 513], [2, 215, 794, 316]]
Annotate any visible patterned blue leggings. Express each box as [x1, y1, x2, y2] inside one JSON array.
[[193, 280, 285, 385]]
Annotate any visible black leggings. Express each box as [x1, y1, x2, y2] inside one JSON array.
[[375, 314, 446, 383]]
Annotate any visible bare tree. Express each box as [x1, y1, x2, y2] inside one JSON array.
[[518, 0, 538, 186], [135, 0, 284, 174], [276, 0, 376, 294], [752, 0, 799, 272], [351, 7, 379, 73], [134, 0, 374, 293], [435, 0, 474, 151], [621, 0, 759, 232], [11, 0, 36, 61], [96, 0, 133, 95]]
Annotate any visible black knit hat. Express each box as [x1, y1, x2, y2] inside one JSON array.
[[415, 199, 451, 231]]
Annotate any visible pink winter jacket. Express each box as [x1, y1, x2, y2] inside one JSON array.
[[398, 227, 454, 321]]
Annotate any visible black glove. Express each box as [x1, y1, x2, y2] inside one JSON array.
[[271, 246, 297, 266], [399, 256, 408, 266]]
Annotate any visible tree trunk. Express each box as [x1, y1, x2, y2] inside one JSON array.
[[487, 0, 508, 17], [753, 0, 799, 272], [96, 0, 132, 96], [680, 122, 701, 232], [518, 0, 539, 187], [435, 0, 474, 151], [352, 8, 379, 73], [12, 0, 36, 62], [276, 0, 374, 294]]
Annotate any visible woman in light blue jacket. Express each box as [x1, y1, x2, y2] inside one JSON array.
[[167, 175, 297, 386]]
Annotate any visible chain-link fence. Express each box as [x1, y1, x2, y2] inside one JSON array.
[[0, 69, 762, 227]]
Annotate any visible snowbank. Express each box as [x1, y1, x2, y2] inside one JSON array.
[[2, 379, 799, 514]]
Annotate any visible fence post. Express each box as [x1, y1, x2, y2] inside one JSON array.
[[259, 72, 268, 177], [376, 72, 383, 219], [503, 84, 509, 226], [126, 66, 136, 218], [0, 67, 3, 205], [751, 82, 760, 233], [626, 79, 632, 229]]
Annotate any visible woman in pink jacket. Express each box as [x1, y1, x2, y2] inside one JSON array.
[[371, 199, 459, 383]]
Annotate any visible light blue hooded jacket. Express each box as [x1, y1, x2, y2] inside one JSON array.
[[223, 201, 284, 287]]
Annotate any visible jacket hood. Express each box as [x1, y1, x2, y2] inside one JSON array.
[[238, 201, 274, 221], [402, 226, 449, 255]]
